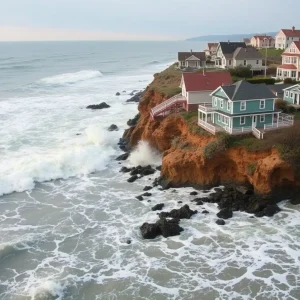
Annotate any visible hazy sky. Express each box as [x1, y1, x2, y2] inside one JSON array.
[[1, 0, 300, 41]]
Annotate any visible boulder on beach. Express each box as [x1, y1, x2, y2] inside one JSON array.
[[86, 102, 110, 109], [140, 222, 161, 239], [116, 92, 121, 96], [108, 124, 119, 131]]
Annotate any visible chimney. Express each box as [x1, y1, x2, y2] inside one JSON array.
[[292, 26, 295, 31]]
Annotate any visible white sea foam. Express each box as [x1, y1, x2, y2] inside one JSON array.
[[40, 70, 103, 85], [128, 140, 162, 166], [30, 280, 65, 300]]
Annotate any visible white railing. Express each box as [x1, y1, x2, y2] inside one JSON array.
[[151, 94, 186, 118], [224, 126, 252, 135], [279, 113, 294, 122], [252, 127, 263, 139], [264, 113, 294, 130], [198, 119, 217, 135], [198, 103, 215, 112]]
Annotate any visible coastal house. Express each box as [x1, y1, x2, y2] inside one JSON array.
[[275, 26, 300, 50], [282, 84, 300, 105], [205, 43, 218, 59], [198, 81, 294, 138], [243, 38, 251, 46], [276, 41, 300, 81], [250, 35, 275, 49], [178, 51, 206, 69], [215, 42, 264, 73], [269, 84, 294, 98], [150, 71, 232, 119]]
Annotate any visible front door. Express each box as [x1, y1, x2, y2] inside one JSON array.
[[252, 116, 257, 128]]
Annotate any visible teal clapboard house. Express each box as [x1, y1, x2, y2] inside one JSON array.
[[283, 84, 300, 105], [198, 81, 294, 139]]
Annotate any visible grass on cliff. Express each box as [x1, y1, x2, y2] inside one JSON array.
[[150, 64, 182, 97]]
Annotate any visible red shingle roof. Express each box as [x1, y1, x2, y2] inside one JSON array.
[[253, 35, 274, 40], [182, 72, 232, 92], [278, 64, 297, 70], [293, 41, 300, 51], [282, 28, 300, 37]]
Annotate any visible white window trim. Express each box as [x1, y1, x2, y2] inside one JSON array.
[[240, 101, 246, 111], [285, 91, 289, 97], [260, 115, 265, 122], [214, 97, 217, 106], [227, 101, 230, 111], [260, 100, 265, 109], [220, 99, 224, 109], [218, 114, 220, 122], [240, 116, 246, 125]]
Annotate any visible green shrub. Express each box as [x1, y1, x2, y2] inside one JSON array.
[[202, 132, 232, 159], [275, 99, 296, 113], [229, 65, 252, 78], [246, 78, 275, 85], [284, 78, 294, 84], [247, 163, 257, 175]]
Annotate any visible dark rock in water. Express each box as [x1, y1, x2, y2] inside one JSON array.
[[127, 114, 140, 127], [126, 239, 131, 244], [136, 195, 144, 201], [190, 191, 198, 196], [202, 210, 209, 214], [86, 102, 110, 109], [76, 133, 81, 136], [159, 204, 197, 220], [216, 219, 225, 225], [156, 166, 162, 171], [120, 166, 132, 173], [147, 200, 151, 202], [143, 186, 153, 191], [126, 91, 144, 103], [172, 190, 177, 193], [153, 176, 171, 190], [116, 153, 129, 161], [116, 92, 120, 96], [143, 192, 152, 197], [157, 218, 183, 238], [108, 124, 119, 131], [249, 216, 255, 219], [192, 198, 204, 205], [123, 90, 126, 93], [141, 168, 156, 176], [290, 197, 300, 205], [140, 222, 161, 239], [152, 203, 164, 211], [217, 208, 233, 219], [127, 175, 138, 183], [255, 204, 280, 217], [178, 201, 183, 204]]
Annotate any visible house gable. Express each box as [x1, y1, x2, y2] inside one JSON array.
[[185, 55, 201, 61]]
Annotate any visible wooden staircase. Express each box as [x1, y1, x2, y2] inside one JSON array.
[[150, 94, 187, 120]]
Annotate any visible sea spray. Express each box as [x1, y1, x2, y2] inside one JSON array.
[[128, 141, 162, 166]]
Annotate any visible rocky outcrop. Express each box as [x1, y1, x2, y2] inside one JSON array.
[[86, 102, 110, 109], [108, 124, 118, 131], [126, 91, 144, 103]]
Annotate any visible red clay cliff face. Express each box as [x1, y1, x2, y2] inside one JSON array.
[[126, 87, 299, 195]]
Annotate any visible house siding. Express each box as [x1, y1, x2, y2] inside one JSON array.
[[232, 99, 274, 114], [188, 91, 211, 104], [234, 59, 263, 70], [232, 116, 252, 127]]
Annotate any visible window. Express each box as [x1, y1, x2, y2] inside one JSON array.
[[221, 115, 225, 123], [214, 97, 217, 106], [260, 100, 265, 109], [292, 71, 297, 77], [229, 59, 232, 65], [227, 101, 231, 111], [260, 115, 265, 122], [285, 91, 289, 97], [240, 101, 246, 111], [291, 93, 294, 98], [256, 60, 259, 64], [218, 114, 221, 122], [240, 116, 246, 125], [220, 99, 224, 108], [243, 60, 247, 66]]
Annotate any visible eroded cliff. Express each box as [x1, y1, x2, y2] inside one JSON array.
[[124, 68, 300, 197]]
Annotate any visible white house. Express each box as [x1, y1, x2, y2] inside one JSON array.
[[250, 35, 275, 49], [276, 41, 300, 81], [178, 51, 206, 69], [275, 26, 300, 50]]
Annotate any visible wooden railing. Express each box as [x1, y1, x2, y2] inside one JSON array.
[[198, 119, 217, 135], [224, 126, 252, 135], [252, 127, 264, 139], [198, 103, 215, 112]]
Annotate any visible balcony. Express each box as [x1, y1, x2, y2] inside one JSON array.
[[198, 103, 216, 112]]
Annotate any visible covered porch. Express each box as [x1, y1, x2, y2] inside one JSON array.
[[277, 65, 299, 81]]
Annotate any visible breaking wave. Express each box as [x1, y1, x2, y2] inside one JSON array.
[[128, 141, 162, 166], [40, 70, 103, 85]]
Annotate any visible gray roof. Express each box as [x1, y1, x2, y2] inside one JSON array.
[[218, 42, 247, 54], [178, 52, 206, 61], [233, 47, 263, 60], [269, 84, 294, 94], [221, 81, 276, 101]]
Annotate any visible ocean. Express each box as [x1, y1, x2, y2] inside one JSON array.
[[0, 41, 299, 300]]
